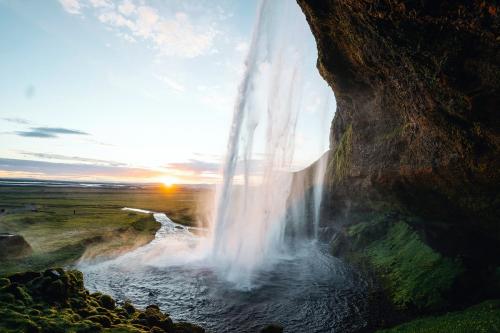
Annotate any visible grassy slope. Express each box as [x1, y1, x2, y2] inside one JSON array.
[[377, 300, 500, 333], [343, 215, 499, 332], [346, 218, 464, 311], [0, 185, 207, 275]]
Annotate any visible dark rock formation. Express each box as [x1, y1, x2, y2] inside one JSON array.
[[0, 268, 205, 333], [297, 0, 500, 326], [260, 324, 284, 333], [0, 233, 32, 259]]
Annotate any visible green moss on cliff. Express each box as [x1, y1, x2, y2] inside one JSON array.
[[365, 222, 463, 309], [376, 300, 500, 333], [348, 220, 463, 310], [328, 124, 353, 183]]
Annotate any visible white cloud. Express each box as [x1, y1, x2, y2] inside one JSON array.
[[89, 0, 113, 8], [134, 5, 159, 37], [118, 32, 136, 43], [151, 12, 217, 58], [118, 0, 136, 16], [98, 11, 134, 29], [58, 0, 219, 58], [58, 0, 82, 14], [154, 74, 186, 93]]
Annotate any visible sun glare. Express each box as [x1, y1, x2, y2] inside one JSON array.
[[160, 177, 177, 188]]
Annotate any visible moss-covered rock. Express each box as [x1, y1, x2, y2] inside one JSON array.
[[326, 209, 487, 331], [0, 268, 205, 333], [334, 213, 464, 312], [172, 322, 206, 333], [361, 221, 463, 310], [99, 294, 116, 310]]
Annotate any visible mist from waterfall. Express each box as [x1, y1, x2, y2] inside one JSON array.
[[208, 0, 335, 288]]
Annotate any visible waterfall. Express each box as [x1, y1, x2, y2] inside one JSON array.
[[208, 0, 334, 288]]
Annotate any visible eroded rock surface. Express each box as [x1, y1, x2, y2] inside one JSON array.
[[297, 0, 500, 323]]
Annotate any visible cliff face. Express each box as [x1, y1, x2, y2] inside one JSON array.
[[297, 0, 500, 319]]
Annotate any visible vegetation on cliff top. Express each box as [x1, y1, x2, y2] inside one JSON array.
[[0, 268, 204, 333]]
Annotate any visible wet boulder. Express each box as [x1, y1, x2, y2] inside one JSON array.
[[87, 314, 112, 328], [123, 300, 136, 315], [99, 294, 116, 310], [144, 304, 173, 332], [8, 271, 41, 284], [173, 322, 206, 333]]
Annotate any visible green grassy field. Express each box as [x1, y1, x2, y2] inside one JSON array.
[[377, 300, 500, 333], [0, 185, 210, 275]]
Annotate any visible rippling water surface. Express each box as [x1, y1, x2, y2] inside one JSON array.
[[80, 212, 369, 333]]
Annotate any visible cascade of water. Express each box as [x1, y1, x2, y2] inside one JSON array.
[[208, 0, 334, 288], [311, 90, 333, 239]]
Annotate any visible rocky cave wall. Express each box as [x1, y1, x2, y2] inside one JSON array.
[[297, 0, 500, 320]]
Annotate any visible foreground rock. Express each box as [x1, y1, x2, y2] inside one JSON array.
[[0, 268, 204, 333], [0, 233, 32, 259]]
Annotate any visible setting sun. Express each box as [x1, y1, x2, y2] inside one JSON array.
[[160, 177, 178, 187]]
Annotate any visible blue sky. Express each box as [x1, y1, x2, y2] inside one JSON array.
[[0, 0, 334, 184]]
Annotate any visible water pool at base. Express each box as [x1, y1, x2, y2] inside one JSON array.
[[80, 212, 369, 333]]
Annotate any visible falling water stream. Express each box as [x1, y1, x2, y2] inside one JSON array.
[[80, 1, 369, 332], [209, 0, 316, 288]]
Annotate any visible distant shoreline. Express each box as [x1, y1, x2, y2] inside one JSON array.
[[0, 178, 213, 189]]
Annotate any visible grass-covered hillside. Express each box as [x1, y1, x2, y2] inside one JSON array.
[[0, 185, 208, 276]]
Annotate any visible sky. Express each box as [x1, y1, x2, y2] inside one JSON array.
[[0, 0, 335, 184]]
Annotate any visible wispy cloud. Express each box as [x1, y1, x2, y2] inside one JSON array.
[[59, 0, 218, 58], [154, 74, 185, 93], [30, 127, 89, 135], [85, 139, 115, 147], [118, 0, 135, 16], [165, 159, 220, 174], [164, 158, 266, 176], [15, 127, 89, 138], [89, 0, 112, 9], [16, 131, 57, 138], [58, 0, 82, 15], [2, 117, 31, 125], [0, 158, 163, 181], [20, 152, 125, 167]]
